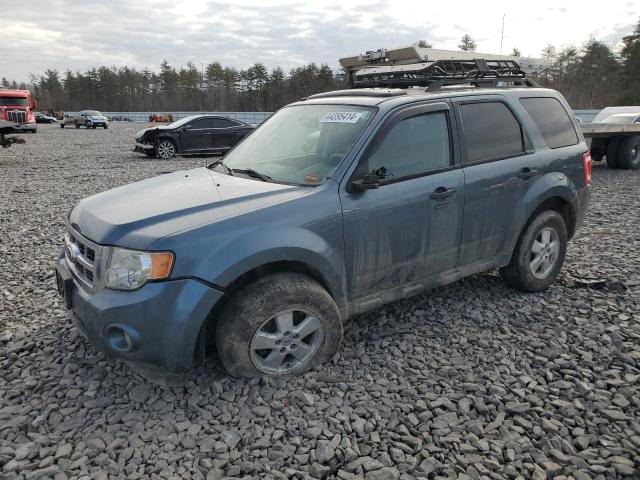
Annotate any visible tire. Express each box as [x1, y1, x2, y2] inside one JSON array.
[[617, 135, 640, 170], [92, 125, 96, 129], [501, 210, 568, 293], [61, 123, 64, 128], [104, 125, 108, 129], [215, 272, 343, 378], [75, 121, 80, 129], [606, 137, 623, 169], [156, 139, 177, 159]]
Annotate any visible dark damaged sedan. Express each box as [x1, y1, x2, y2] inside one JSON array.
[[134, 114, 255, 159]]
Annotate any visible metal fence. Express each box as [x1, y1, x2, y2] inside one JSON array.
[[65, 111, 274, 124], [67, 109, 602, 125]]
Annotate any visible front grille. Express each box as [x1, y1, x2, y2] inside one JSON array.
[[64, 226, 102, 290], [7, 110, 26, 124]]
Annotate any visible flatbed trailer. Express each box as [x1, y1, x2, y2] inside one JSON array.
[[581, 123, 640, 170]]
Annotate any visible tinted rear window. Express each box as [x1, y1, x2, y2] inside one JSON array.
[[460, 102, 524, 163], [520, 97, 578, 149], [213, 118, 236, 128]]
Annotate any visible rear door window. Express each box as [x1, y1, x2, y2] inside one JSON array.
[[213, 118, 235, 128], [460, 101, 525, 163], [520, 97, 578, 148], [188, 119, 209, 129], [366, 111, 451, 180]]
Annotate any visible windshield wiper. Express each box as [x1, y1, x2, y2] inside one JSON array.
[[230, 168, 273, 182], [207, 158, 233, 175]]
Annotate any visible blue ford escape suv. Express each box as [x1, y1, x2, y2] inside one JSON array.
[[56, 67, 591, 378]]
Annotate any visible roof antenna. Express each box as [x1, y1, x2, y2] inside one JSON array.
[[499, 14, 506, 55]]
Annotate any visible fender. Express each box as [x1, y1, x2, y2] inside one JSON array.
[[170, 224, 347, 308], [502, 171, 578, 255]]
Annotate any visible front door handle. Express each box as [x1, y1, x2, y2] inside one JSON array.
[[518, 167, 538, 180], [430, 186, 456, 200]]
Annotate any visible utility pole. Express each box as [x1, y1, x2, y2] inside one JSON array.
[[201, 62, 205, 113], [500, 14, 505, 55]]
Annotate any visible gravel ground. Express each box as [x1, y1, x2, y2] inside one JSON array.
[[0, 123, 639, 480]]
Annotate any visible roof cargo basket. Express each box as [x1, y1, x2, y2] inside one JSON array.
[[340, 46, 544, 91]]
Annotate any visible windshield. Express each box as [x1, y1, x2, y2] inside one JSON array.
[[223, 105, 373, 185], [0, 97, 28, 106], [167, 115, 200, 128], [85, 110, 102, 116], [600, 114, 640, 124]]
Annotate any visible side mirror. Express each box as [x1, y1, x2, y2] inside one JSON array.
[[351, 174, 381, 192], [81, 113, 86, 117]]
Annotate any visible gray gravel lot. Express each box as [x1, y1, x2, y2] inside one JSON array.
[[0, 123, 639, 480]]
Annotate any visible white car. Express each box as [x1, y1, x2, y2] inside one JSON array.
[[61, 110, 108, 129]]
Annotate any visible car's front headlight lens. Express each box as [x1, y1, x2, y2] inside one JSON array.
[[105, 247, 174, 290]]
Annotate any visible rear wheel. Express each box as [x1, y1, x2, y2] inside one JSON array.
[[215, 273, 343, 378], [75, 121, 80, 129], [606, 137, 623, 169], [617, 135, 640, 170], [104, 124, 108, 129], [156, 139, 176, 159], [501, 210, 568, 292]]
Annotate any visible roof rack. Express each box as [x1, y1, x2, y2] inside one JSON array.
[[307, 88, 407, 99], [340, 46, 545, 91]]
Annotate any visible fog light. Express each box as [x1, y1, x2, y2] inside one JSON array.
[[104, 324, 140, 353]]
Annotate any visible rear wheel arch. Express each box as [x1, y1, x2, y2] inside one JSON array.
[[529, 196, 576, 239]]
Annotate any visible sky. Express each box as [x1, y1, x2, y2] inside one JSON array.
[[1, 0, 638, 82]]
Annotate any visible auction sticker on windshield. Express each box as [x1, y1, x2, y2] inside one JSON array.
[[321, 112, 364, 123]]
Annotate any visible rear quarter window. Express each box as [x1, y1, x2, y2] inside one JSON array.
[[520, 97, 578, 149]]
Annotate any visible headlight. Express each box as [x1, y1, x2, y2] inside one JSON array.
[[105, 247, 174, 290]]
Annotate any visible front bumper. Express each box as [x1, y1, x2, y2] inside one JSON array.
[[134, 141, 154, 153], [56, 256, 224, 373], [13, 123, 37, 132]]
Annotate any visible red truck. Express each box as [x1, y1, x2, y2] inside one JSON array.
[[0, 89, 37, 133]]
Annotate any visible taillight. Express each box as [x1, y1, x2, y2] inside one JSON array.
[[582, 151, 592, 185]]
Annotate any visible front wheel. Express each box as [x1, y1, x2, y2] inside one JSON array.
[[104, 125, 108, 129], [75, 121, 80, 129], [215, 273, 343, 378], [501, 210, 568, 292], [156, 139, 176, 159]]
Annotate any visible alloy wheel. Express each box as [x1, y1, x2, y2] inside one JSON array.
[[529, 226, 560, 279], [157, 141, 175, 159], [249, 309, 323, 374]]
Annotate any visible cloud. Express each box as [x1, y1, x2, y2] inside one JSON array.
[[0, 0, 637, 82]]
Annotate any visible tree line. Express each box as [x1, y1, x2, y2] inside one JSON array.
[[420, 23, 640, 109], [3, 19, 639, 112], [1, 62, 345, 113]]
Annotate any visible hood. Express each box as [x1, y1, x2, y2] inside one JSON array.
[[89, 115, 107, 121], [135, 125, 172, 139], [69, 167, 310, 249]]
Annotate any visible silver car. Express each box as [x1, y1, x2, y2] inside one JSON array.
[[61, 110, 109, 129]]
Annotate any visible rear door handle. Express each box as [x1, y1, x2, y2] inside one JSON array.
[[518, 168, 538, 180], [430, 186, 456, 200]]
